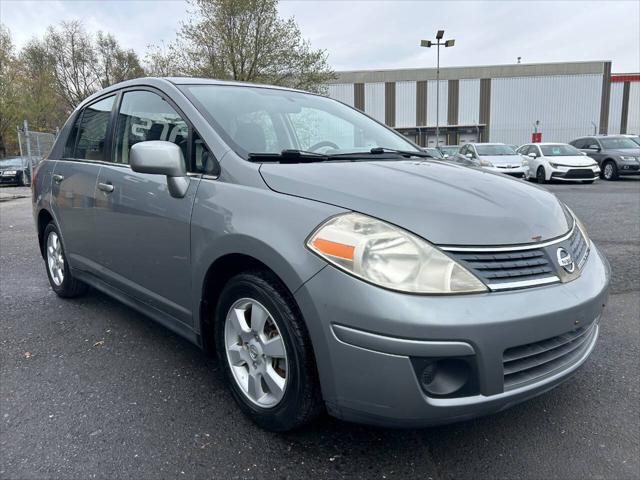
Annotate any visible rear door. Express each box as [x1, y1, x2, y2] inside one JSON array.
[[51, 95, 116, 271], [93, 89, 202, 325]]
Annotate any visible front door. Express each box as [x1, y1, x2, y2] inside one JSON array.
[[51, 95, 116, 271], [93, 90, 199, 325]]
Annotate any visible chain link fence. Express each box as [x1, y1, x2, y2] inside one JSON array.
[[14, 122, 58, 188]]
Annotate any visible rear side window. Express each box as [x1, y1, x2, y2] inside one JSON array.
[[113, 90, 188, 165], [74, 96, 115, 161]]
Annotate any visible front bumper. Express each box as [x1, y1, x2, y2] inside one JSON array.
[[295, 244, 610, 427], [484, 165, 528, 177], [549, 164, 600, 181], [618, 161, 640, 175], [0, 172, 21, 184]]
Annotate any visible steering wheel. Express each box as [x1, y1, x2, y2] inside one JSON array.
[[308, 141, 340, 152]]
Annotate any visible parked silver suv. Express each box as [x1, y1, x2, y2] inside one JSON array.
[[33, 78, 610, 431]]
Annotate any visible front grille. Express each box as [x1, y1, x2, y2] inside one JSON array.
[[452, 249, 555, 288], [502, 323, 597, 390], [564, 169, 595, 179], [568, 226, 589, 268]]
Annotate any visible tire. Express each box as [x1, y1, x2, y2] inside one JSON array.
[[602, 161, 619, 181], [536, 166, 547, 184], [43, 222, 88, 298], [214, 270, 322, 431]]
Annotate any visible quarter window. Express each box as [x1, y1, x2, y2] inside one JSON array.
[[113, 91, 189, 165], [74, 96, 115, 161]]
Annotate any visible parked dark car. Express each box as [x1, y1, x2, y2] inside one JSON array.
[[0, 157, 30, 186], [569, 135, 640, 180]]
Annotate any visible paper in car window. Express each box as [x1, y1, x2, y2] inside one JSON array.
[[552, 147, 561, 155]]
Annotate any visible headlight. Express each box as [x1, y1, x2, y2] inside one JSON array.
[[307, 213, 487, 294], [620, 156, 636, 161], [479, 159, 493, 167], [549, 162, 561, 168]]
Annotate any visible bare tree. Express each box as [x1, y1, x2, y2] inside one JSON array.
[[0, 25, 21, 157], [44, 21, 99, 109], [144, 41, 183, 77], [165, 0, 335, 92], [95, 32, 144, 88]]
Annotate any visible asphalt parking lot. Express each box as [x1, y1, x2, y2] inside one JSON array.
[[1, 179, 639, 480]]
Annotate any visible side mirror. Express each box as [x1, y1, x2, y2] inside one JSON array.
[[465, 153, 473, 159], [528, 152, 537, 158], [580, 151, 587, 156], [130, 141, 189, 198], [443, 154, 449, 158]]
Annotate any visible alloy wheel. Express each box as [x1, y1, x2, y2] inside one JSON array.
[[604, 163, 614, 180], [46, 231, 64, 286], [224, 298, 288, 408]]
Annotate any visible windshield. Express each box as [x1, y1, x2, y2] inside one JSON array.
[[0, 158, 23, 167], [439, 146, 459, 155], [540, 144, 581, 156], [182, 85, 419, 158], [424, 148, 443, 158], [475, 144, 517, 156], [600, 137, 638, 149]]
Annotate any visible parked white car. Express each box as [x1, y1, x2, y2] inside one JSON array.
[[456, 143, 529, 178], [517, 143, 600, 184]]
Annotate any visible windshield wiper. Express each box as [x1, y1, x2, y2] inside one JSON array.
[[248, 147, 434, 163], [247, 149, 329, 163], [326, 147, 434, 159]]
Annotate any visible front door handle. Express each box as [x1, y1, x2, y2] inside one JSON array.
[[97, 182, 114, 193], [52, 174, 64, 184]]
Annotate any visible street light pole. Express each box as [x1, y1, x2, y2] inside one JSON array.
[[420, 31, 455, 147]]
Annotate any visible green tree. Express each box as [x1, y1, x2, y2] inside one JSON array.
[[18, 39, 68, 131], [0, 25, 21, 157], [165, 0, 335, 92]]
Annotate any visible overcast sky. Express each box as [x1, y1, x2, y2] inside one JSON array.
[[2, 0, 639, 73]]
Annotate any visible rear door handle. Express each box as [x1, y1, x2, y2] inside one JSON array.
[[52, 174, 64, 184], [97, 182, 114, 193]]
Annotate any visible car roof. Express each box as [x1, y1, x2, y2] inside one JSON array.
[[75, 76, 312, 112], [468, 143, 506, 146]]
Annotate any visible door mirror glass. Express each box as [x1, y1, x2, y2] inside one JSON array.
[[465, 153, 473, 158], [528, 152, 537, 158], [130, 141, 189, 198]]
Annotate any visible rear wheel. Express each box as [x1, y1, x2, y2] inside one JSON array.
[[602, 161, 618, 181], [214, 271, 322, 431], [43, 222, 88, 298], [536, 166, 547, 184]]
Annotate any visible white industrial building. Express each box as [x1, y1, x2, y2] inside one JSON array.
[[325, 61, 640, 147]]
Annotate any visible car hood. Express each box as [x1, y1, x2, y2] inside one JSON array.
[[546, 155, 598, 166], [260, 160, 572, 246], [478, 154, 524, 166]]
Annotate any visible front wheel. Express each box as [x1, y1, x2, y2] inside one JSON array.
[[214, 271, 322, 431], [536, 166, 547, 184], [43, 222, 88, 298], [602, 161, 619, 181]]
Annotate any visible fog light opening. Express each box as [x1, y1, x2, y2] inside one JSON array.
[[419, 359, 470, 397]]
